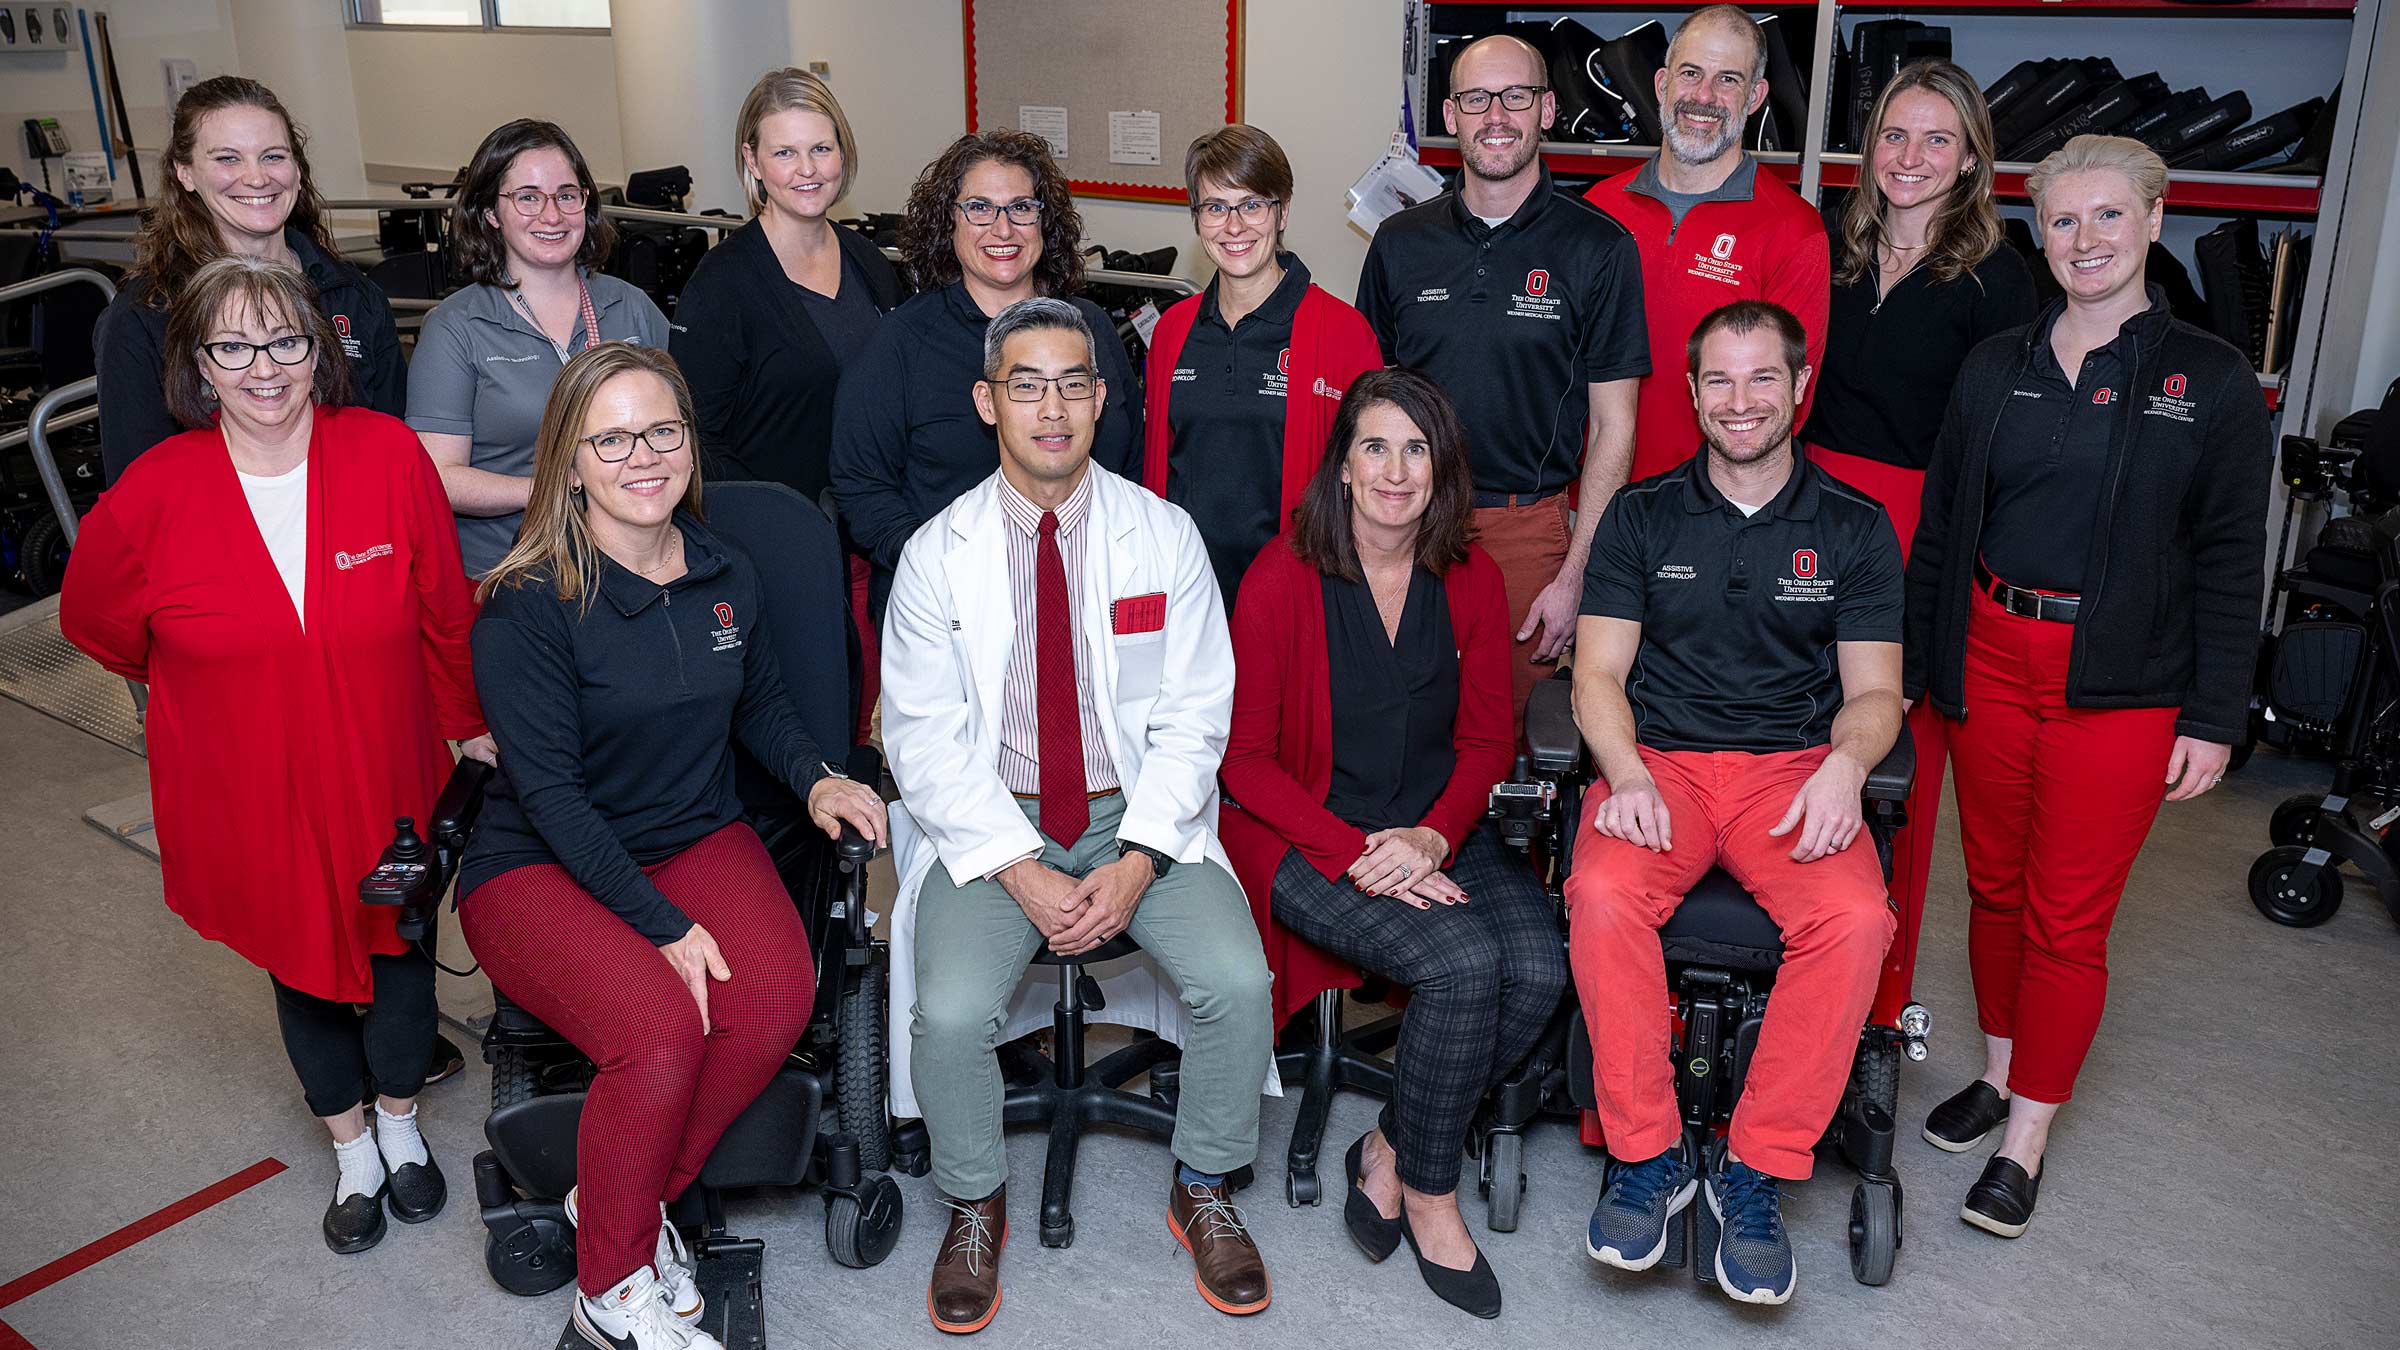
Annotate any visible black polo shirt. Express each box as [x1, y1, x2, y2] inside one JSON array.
[[1982, 304, 2149, 594], [1166, 254, 1310, 603], [1356, 168, 1650, 496], [1581, 454, 1903, 753]]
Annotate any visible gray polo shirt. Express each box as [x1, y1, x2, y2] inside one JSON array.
[[406, 272, 670, 576]]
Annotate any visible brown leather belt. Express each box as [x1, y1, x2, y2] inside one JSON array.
[[1976, 560, 2081, 623], [1011, 788, 1122, 802], [1472, 487, 1565, 509]]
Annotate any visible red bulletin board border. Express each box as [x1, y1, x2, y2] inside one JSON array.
[[964, 0, 1243, 204]]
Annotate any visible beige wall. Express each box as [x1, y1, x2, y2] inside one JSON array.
[[345, 26, 623, 185]]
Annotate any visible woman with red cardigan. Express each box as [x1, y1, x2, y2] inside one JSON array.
[[1142, 124, 1384, 603], [62, 255, 488, 1256], [1221, 369, 1564, 1318]]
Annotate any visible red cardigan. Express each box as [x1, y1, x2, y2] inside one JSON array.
[[61, 407, 485, 1001], [1141, 280, 1384, 526], [1218, 534, 1517, 1026]]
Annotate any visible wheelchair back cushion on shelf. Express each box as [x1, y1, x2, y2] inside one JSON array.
[[2267, 620, 2367, 728]]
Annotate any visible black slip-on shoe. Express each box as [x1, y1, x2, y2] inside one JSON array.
[[1962, 1155, 2041, 1238], [385, 1153, 446, 1224], [1923, 1081, 2010, 1153], [325, 1186, 389, 1254], [1342, 1133, 1403, 1262], [1398, 1209, 1500, 1320]]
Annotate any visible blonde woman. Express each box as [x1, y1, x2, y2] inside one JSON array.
[[456, 343, 884, 1350], [1904, 135, 2268, 1238]]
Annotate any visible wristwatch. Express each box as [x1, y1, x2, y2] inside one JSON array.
[[1117, 840, 1174, 878]]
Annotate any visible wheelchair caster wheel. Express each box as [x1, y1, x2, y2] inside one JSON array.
[[825, 1175, 903, 1269], [484, 1214, 575, 1297], [892, 1147, 930, 1178], [1849, 1181, 1899, 1286], [2249, 847, 2343, 927], [1286, 1168, 1319, 1207], [2268, 794, 2324, 849], [1483, 1131, 1524, 1233], [1040, 1218, 1074, 1248]]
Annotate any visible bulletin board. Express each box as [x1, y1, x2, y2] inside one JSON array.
[[963, 0, 1243, 204]]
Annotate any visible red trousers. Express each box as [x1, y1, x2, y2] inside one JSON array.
[[460, 823, 815, 1294], [1471, 494, 1573, 725], [1948, 585, 2176, 1104], [1807, 444, 1946, 1026], [1566, 746, 1895, 1179]]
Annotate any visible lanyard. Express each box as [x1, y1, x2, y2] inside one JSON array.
[[510, 274, 603, 361]]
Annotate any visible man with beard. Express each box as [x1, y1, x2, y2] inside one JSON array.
[[1357, 33, 1649, 722], [1565, 300, 1899, 1307], [1586, 5, 1830, 481]]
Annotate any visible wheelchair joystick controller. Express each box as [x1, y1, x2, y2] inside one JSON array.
[[360, 815, 440, 942]]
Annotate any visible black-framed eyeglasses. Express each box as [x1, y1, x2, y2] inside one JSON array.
[[1449, 85, 1547, 114], [955, 197, 1044, 227], [1194, 197, 1280, 227], [198, 335, 315, 370], [987, 373, 1098, 403], [507, 187, 588, 217], [580, 420, 689, 462]]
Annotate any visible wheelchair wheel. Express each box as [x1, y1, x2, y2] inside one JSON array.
[[2269, 794, 2325, 849], [824, 1174, 903, 1269], [2249, 847, 2344, 927], [490, 1046, 536, 1112], [484, 1211, 576, 1297], [1848, 1181, 1898, 1286], [836, 965, 892, 1172], [1482, 1131, 1526, 1233]]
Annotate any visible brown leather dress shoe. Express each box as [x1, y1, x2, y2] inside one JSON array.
[[928, 1187, 1006, 1334], [1168, 1174, 1271, 1315]]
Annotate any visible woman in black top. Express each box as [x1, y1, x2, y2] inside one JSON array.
[[459, 342, 885, 1350], [94, 76, 403, 483], [1904, 136, 2267, 1240], [1800, 57, 2036, 1091], [828, 130, 1141, 622]]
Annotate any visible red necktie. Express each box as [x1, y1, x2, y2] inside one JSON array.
[[1036, 510, 1089, 847]]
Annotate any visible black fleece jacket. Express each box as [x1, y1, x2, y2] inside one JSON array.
[[1903, 287, 2270, 744]]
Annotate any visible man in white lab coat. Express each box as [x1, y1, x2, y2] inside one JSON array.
[[881, 297, 1274, 1334]]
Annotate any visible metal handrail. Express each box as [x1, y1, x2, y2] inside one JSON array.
[[27, 377, 98, 548], [0, 403, 97, 453], [0, 266, 118, 305]]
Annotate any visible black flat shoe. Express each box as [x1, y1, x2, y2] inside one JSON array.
[[1343, 1133, 1402, 1262], [422, 1034, 466, 1089], [324, 1186, 388, 1254], [1962, 1155, 2041, 1239], [1397, 1209, 1500, 1320], [385, 1153, 446, 1224], [1923, 1080, 2010, 1153]]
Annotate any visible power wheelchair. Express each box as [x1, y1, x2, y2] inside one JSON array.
[[358, 482, 903, 1350], [1475, 670, 1921, 1287]]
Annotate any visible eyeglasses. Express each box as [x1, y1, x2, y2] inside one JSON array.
[[198, 335, 315, 370], [1449, 85, 1548, 114], [1194, 197, 1280, 228], [955, 197, 1044, 227], [506, 187, 588, 217], [987, 374, 1097, 403], [580, 420, 688, 462]]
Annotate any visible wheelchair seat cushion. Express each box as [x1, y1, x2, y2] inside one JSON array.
[[1659, 869, 1785, 972]]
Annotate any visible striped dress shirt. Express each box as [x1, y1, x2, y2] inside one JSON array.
[[995, 469, 1121, 798]]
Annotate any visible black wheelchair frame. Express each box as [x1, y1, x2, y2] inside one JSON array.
[[1474, 670, 1916, 1287]]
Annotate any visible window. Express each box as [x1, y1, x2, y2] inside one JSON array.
[[349, 0, 607, 29]]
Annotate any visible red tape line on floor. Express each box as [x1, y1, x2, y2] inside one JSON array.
[[0, 1319, 36, 1350], [0, 1158, 287, 1310]]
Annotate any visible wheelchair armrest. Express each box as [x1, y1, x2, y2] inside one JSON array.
[[431, 758, 496, 854], [1862, 728, 1915, 802], [1524, 671, 1580, 776]]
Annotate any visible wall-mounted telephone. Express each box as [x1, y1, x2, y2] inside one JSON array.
[[24, 117, 70, 160]]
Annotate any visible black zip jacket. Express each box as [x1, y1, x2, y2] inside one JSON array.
[[459, 518, 830, 943], [1903, 286, 2270, 743], [93, 228, 406, 484]]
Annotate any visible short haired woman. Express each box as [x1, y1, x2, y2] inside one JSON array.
[[63, 255, 488, 1255], [828, 129, 1141, 622], [1140, 124, 1383, 604], [1905, 135, 2269, 1239], [407, 119, 669, 577], [458, 343, 885, 1350], [1219, 369, 1565, 1318], [95, 76, 404, 481]]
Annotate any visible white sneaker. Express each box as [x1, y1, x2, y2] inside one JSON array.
[[570, 1264, 721, 1350], [565, 1186, 704, 1326]]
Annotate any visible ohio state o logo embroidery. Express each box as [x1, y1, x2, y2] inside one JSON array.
[[333, 314, 352, 337], [1525, 269, 1549, 296], [1277, 348, 1291, 374], [2164, 374, 2187, 397], [1711, 233, 1737, 260], [1792, 549, 1817, 579], [714, 603, 735, 628]]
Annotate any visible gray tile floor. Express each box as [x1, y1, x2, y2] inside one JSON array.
[[3, 694, 2396, 1350]]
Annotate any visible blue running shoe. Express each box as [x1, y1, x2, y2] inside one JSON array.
[[1705, 1152, 1796, 1304], [1585, 1143, 1698, 1271]]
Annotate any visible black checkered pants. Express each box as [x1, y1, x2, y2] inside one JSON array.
[[1271, 827, 1567, 1194]]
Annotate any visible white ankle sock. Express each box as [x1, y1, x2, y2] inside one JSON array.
[[333, 1131, 386, 1202], [374, 1102, 429, 1170]]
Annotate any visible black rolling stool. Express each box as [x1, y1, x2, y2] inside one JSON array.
[[1274, 987, 1399, 1205]]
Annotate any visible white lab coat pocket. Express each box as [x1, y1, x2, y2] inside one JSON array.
[[1113, 629, 1166, 703]]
